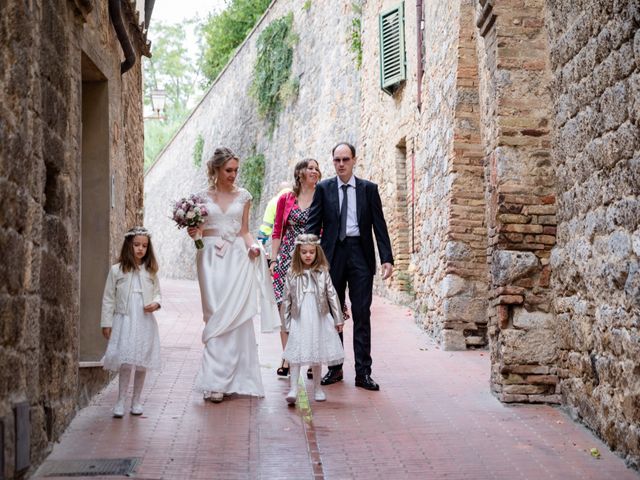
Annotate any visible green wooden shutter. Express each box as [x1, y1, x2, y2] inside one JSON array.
[[379, 2, 406, 95]]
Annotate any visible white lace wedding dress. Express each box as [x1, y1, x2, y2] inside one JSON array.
[[193, 188, 279, 397]]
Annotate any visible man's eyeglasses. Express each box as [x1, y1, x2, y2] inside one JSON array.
[[333, 157, 353, 164]]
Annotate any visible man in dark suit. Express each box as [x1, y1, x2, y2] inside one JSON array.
[[307, 142, 393, 391]]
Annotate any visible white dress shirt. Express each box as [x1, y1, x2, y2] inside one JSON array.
[[337, 176, 360, 237]]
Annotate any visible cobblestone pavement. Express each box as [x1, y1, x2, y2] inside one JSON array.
[[34, 279, 639, 480]]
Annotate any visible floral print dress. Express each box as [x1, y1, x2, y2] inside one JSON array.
[[272, 205, 309, 305]]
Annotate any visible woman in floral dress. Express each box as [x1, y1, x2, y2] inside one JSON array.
[[270, 159, 321, 376]]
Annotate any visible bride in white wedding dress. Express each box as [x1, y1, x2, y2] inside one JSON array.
[[187, 147, 279, 403]]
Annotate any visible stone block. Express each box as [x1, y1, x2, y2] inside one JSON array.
[[529, 394, 562, 404], [502, 384, 550, 395], [512, 308, 553, 329], [499, 393, 529, 403], [502, 364, 550, 375], [440, 330, 467, 351], [501, 328, 557, 364], [465, 336, 486, 346], [442, 297, 487, 322], [600, 81, 628, 131], [502, 373, 525, 384], [444, 241, 473, 261], [439, 274, 471, 298], [524, 375, 559, 385], [0, 228, 26, 294], [491, 250, 539, 286], [0, 295, 26, 347], [630, 72, 640, 123]]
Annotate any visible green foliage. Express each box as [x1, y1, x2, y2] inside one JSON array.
[[200, 0, 271, 85], [250, 13, 296, 132], [303, 0, 312, 11], [193, 134, 205, 168], [396, 271, 415, 298], [239, 152, 266, 204], [144, 117, 183, 170], [144, 21, 202, 120], [143, 20, 205, 169], [349, 2, 363, 69]]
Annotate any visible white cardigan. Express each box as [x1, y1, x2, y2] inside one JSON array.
[[100, 263, 162, 328]]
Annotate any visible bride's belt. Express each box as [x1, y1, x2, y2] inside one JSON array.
[[202, 229, 239, 257], [202, 229, 239, 238]]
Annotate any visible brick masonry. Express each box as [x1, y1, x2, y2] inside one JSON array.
[[0, 1, 148, 477], [475, 0, 558, 405]]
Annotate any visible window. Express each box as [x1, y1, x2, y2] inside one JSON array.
[[379, 2, 406, 95]]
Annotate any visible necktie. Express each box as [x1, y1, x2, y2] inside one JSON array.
[[339, 184, 349, 241]]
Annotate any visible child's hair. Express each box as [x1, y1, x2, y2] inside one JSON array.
[[118, 226, 159, 274], [289, 234, 329, 275]]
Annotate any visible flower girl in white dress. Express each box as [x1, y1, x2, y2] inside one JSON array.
[[101, 226, 162, 417], [282, 234, 344, 404]]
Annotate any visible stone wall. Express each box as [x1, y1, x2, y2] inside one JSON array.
[[144, 0, 361, 280], [546, 0, 640, 467], [358, 0, 488, 349], [0, 1, 148, 477]]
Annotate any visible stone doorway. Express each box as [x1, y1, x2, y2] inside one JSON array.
[[79, 54, 111, 363]]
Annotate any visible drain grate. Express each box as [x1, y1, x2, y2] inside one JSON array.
[[37, 457, 140, 477]]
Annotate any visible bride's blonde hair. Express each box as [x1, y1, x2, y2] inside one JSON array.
[[289, 234, 329, 275], [207, 147, 238, 188]]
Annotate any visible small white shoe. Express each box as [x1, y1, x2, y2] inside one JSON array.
[[112, 400, 125, 418], [130, 403, 143, 415], [209, 392, 224, 403], [314, 388, 326, 402], [285, 389, 297, 405]]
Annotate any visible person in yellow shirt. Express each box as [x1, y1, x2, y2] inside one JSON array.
[[257, 182, 292, 247]]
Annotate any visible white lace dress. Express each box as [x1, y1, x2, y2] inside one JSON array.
[[194, 188, 280, 396], [103, 272, 161, 371], [283, 271, 344, 367]]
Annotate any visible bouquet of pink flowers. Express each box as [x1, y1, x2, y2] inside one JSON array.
[[171, 194, 208, 249]]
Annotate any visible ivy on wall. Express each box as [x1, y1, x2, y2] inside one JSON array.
[[240, 151, 266, 204], [350, 2, 363, 69], [249, 13, 297, 132], [193, 133, 204, 168]]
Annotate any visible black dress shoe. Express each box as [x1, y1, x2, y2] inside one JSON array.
[[355, 375, 380, 391], [320, 369, 343, 385]]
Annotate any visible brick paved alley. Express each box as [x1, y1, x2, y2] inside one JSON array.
[[34, 280, 639, 480]]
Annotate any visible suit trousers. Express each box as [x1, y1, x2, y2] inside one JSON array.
[[328, 237, 374, 377]]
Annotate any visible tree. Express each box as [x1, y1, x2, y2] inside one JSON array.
[[143, 20, 204, 168], [200, 0, 271, 85]]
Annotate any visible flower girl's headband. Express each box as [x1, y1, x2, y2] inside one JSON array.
[[124, 226, 152, 238], [294, 234, 321, 246]]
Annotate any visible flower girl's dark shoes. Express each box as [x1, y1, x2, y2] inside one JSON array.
[[320, 369, 343, 385], [276, 359, 290, 377]]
